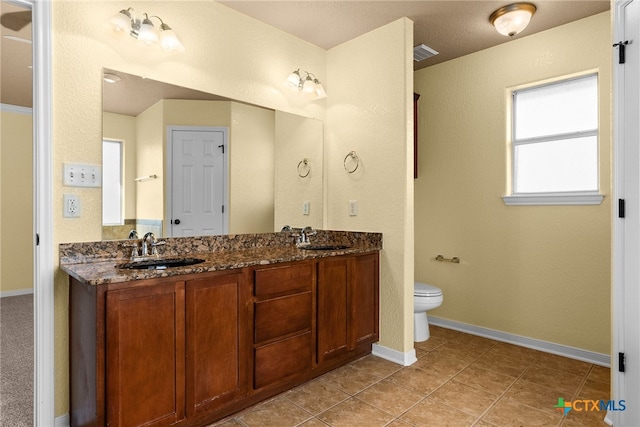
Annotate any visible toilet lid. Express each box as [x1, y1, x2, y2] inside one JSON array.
[[414, 282, 442, 297]]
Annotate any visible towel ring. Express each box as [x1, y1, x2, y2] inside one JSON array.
[[343, 151, 359, 174], [297, 158, 311, 178]]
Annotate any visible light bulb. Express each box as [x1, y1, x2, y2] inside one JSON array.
[[159, 24, 184, 51], [284, 70, 301, 90], [315, 81, 327, 99], [302, 76, 316, 94], [109, 9, 132, 33], [137, 17, 159, 46]]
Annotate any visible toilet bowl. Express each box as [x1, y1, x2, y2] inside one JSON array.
[[414, 282, 443, 342]]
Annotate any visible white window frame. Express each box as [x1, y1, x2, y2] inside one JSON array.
[[503, 73, 604, 206], [102, 138, 124, 225]]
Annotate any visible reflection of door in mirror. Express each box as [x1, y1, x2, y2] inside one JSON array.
[[168, 127, 228, 237]]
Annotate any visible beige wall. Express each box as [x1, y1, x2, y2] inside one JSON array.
[[327, 18, 415, 354], [103, 112, 137, 220], [136, 101, 165, 221], [274, 111, 324, 230], [53, 0, 327, 415], [414, 12, 611, 354], [0, 108, 33, 293]]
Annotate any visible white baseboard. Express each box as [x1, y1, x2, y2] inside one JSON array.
[[429, 316, 611, 367], [55, 413, 69, 427], [372, 343, 418, 366], [0, 288, 34, 298]]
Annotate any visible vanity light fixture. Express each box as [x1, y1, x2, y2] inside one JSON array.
[[108, 7, 185, 52], [284, 69, 327, 99], [489, 3, 536, 37]]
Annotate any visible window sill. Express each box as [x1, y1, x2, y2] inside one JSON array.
[[502, 193, 604, 206]]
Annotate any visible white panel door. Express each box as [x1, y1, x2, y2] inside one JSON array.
[[170, 128, 227, 237]]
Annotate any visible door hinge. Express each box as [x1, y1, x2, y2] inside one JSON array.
[[36, 233, 40, 246], [222, 205, 225, 214], [613, 40, 630, 64], [619, 352, 626, 373], [218, 144, 225, 154], [619, 199, 626, 218]]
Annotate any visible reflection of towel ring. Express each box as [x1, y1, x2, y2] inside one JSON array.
[[343, 151, 359, 174], [297, 158, 311, 178]]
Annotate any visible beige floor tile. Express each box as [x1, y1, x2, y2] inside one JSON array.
[[451, 334, 499, 353], [486, 342, 545, 364], [385, 419, 414, 427], [208, 418, 244, 427], [414, 336, 448, 352], [387, 365, 450, 395], [415, 346, 429, 359], [481, 398, 563, 427], [533, 353, 592, 377], [586, 365, 611, 385], [429, 325, 469, 342], [503, 379, 568, 415], [286, 378, 351, 415], [399, 396, 478, 427], [426, 344, 480, 365], [320, 364, 383, 395], [453, 364, 518, 395], [430, 380, 499, 417], [414, 348, 473, 376], [350, 354, 403, 379], [355, 379, 424, 416], [519, 365, 585, 397], [299, 418, 331, 426], [470, 351, 532, 378], [317, 397, 395, 427], [439, 339, 493, 357], [560, 407, 611, 427], [237, 395, 313, 427]]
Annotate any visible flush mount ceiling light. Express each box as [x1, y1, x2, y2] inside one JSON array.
[[103, 73, 121, 83], [108, 7, 184, 52], [284, 69, 327, 100], [489, 3, 537, 37]]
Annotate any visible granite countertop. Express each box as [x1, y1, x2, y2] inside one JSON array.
[[60, 230, 382, 286]]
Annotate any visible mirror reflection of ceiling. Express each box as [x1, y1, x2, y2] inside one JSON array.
[[1, 1, 610, 110], [102, 69, 230, 116], [0, 1, 32, 108]]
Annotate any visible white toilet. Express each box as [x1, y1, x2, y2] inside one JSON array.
[[414, 282, 444, 342]]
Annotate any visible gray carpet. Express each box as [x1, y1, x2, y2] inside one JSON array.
[[0, 294, 33, 427]]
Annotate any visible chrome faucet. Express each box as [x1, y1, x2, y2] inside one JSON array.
[[294, 226, 317, 247], [142, 232, 165, 257]]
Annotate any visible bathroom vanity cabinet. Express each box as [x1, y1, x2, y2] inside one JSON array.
[[69, 251, 379, 427]]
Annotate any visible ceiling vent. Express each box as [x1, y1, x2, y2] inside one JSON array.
[[413, 44, 439, 62]]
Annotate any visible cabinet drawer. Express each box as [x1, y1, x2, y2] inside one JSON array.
[[254, 332, 312, 389], [254, 291, 312, 343], [254, 263, 312, 297]]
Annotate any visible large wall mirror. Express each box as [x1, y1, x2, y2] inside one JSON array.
[[102, 69, 324, 240]]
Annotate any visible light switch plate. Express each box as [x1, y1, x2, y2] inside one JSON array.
[[348, 200, 358, 216], [63, 163, 101, 187], [303, 201, 310, 215]]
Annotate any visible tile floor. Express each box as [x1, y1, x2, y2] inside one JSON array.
[[212, 326, 611, 427]]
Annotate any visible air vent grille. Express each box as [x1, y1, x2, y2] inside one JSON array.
[[413, 44, 439, 62]]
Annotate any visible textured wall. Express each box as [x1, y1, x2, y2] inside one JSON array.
[[0, 109, 33, 292], [414, 12, 611, 354], [274, 111, 324, 231], [53, 0, 327, 415], [327, 18, 415, 353]]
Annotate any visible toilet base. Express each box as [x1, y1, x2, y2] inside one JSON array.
[[414, 312, 430, 342]]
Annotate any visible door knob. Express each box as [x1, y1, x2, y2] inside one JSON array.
[[174, 219, 181, 225]]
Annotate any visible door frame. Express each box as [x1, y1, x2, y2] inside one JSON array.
[[612, 1, 640, 426], [165, 126, 229, 237], [22, 0, 55, 423]]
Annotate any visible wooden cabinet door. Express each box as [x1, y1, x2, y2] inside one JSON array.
[[185, 271, 247, 416], [105, 282, 185, 427], [351, 253, 380, 347], [317, 257, 350, 364]]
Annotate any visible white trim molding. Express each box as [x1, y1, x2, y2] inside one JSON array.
[[503, 192, 604, 206], [55, 413, 70, 427], [372, 343, 418, 366], [0, 288, 34, 298], [429, 316, 610, 367], [0, 103, 33, 114]]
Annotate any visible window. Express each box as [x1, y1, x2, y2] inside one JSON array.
[[504, 74, 603, 205], [102, 139, 123, 224]]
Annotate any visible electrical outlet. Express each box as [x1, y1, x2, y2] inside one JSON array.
[[63, 163, 101, 187], [63, 194, 81, 218], [303, 201, 310, 215]]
